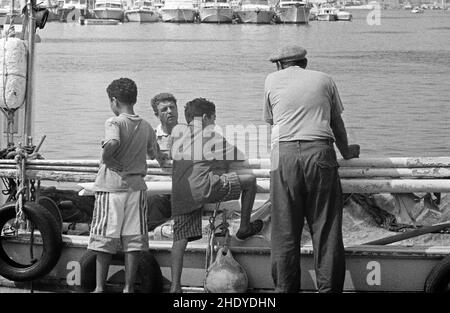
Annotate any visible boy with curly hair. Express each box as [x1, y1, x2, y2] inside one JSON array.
[[88, 77, 162, 293]]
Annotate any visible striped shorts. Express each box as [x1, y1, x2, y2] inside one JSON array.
[[88, 190, 149, 254], [173, 172, 242, 242], [173, 208, 203, 242]]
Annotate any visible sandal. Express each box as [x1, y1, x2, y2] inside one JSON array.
[[213, 223, 229, 237], [235, 219, 264, 241]]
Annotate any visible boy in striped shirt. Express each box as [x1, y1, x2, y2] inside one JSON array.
[[88, 78, 163, 293]]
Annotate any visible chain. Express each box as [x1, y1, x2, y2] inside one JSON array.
[[13, 145, 28, 228], [29, 179, 36, 202]]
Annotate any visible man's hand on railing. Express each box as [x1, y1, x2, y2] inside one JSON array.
[[156, 152, 170, 167], [342, 144, 360, 160], [104, 157, 123, 172]]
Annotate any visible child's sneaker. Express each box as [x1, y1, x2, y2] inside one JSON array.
[[235, 220, 264, 241]]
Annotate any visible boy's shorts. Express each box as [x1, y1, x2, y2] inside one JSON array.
[[173, 172, 241, 242], [88, 190, 149, 254]]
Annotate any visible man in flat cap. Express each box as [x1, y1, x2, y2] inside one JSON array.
[[264, 45, 360, 293]]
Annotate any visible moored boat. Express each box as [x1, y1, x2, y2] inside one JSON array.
[[235, 0, 276, 24], [336, 8, 352, 21], [85, 18, 120, 24], [2, 0, 23, 25], [316, 6, 337, 21], [94, 0, 125, 20], [403, 2, 413, 10], [411, 6, 424, 13], [160, 0, 197, 23], [198, 0, 234, 23], [0, 7, 7, 25], [276, 0, 311, 24], [125, 0, 160, 22], [57, 0, 93, 23]]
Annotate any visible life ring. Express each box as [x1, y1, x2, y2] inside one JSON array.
[[38, 196, 63, 233], [79, 250, 163, 293], [0, 202, 63, 281], [424, 255, 450, 293]]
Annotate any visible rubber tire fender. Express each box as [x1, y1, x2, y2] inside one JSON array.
[[424, 255, 450, 293], [0, 202, 63, 281], [79, 250, 164, 293]]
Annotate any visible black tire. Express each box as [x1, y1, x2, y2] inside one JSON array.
[[0, 202, 63, 281], [424, 255, 450, 293], [38, 196, 63, 233], [79, 250, 164, 293]]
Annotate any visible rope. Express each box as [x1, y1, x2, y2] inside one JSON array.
[[203, 202, 222, 288], [13, 145, 28, 228]]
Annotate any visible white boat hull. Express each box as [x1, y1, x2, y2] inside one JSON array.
[[336, 11, 352, 21], [94, 8, 124, 20], [199, 7, 233, 23], [317, 13, 337, 21], [126, 10, 160, 22], [235, 10, 276, 24], [277, 6, 310, 23], [85, 18, 120, 25], [160, 8, 196, 22]]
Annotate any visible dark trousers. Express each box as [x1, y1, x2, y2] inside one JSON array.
[[270, 140, 345, 293]]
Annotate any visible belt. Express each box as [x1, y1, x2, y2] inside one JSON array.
[[281, 139, 334, 145]]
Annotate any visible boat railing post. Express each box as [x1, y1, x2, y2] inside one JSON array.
[[24, 0, 36, 147]]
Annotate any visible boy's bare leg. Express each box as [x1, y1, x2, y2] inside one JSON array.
[[237, 174, 257, 232], [94, 251, 113, 293], [170, 239, 188, 293], [123, 251, 140, 293]]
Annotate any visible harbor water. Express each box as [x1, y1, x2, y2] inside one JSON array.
[[31, 9, 450, 159]]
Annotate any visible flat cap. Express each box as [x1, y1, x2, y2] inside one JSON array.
[[269, 45, 307, 63]]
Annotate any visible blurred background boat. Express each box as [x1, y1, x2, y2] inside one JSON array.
[[336, 7, 352, 21], [411, 6, 424, 13], [160, 0, 197, 22], [2, 0, 23, 24], [94, 0, 125, 20], [198, 0, 234, 23], [235, 0, 276, 24], [316, 5, 337, 21], [57, 0, 95, 22], [276, 0, 311, 24], [125, 0, 160, 22]]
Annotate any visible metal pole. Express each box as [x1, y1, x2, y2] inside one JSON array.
[[24, 0, 36, 147]]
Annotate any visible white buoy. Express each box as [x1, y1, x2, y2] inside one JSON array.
[[0, 37, 27, 110]]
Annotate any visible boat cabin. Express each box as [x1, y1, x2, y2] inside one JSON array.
[[240, 0, 271, 9], [95, 0, 124, 9]]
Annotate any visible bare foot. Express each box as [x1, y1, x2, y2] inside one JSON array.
[[123, 288, 134, 293], [91, 288, 105, 293]]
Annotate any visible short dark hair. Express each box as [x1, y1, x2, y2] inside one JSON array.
[[106, 78, 137, 105], [150, 93, 177, 115], [280, 58, 308, 69], [184, 98, 216, 124]]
